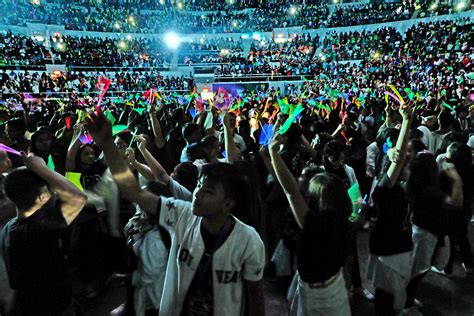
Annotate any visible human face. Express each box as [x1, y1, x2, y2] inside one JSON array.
[[34, 133, 52, 153], [228, 115, 237, 129], [0, 150, 12, 173], [192, 176, 231, 218], [407, 142, 416, 161], [204, 141, 221, 160], [328, 152, 345, 169], [5, 123, 24, 141], [80, 146, 96, 166], [115, 137, 128, 158]]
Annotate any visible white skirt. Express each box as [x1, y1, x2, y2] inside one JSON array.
[[411, 224, 450, 277], [291, 270, 351, 316], [367, 252, 412, 312]]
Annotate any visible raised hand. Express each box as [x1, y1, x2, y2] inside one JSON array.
[[21, 151, 46, 171], [85, 109, 113, 148], [387, 148, 405, 164], [135, 135, 148, 152], [125, 148, 136, 164], [399, 101, 413, 121], [222, 111, 232, 129], [269, 134, 285, 152]]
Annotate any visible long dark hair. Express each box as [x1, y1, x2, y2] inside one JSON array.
[[234, 160, 265, 232], [305, 173, 353, 256], [407, 152, 439, 201], [307, 173, 352, 219]]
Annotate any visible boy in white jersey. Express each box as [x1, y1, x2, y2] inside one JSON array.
[[86, 111, 265, 316]]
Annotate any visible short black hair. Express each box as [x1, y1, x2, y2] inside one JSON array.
[[438, 111, 454, 129], [200, 162, 244, 205], [182, 123, 201, 142], [409, 128, 424, 140], [173, 162, 198, 192], [323, 140, 345, 161], [6, 117, 26, 132], [30, 128, 54, 155], [409, 139, 427, 154], [3, 168, 48, 212]]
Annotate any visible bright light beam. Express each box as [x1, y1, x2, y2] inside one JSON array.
[[164, 32, 180, 49]]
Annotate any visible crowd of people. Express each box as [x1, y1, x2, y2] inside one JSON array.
[[0, 52, 472, 315], [0, 32, 172, 67], [1, 0, 468, 34], [1, 69, 195, 97], [216, 18, 471, 80], [0, 3, 473, 316], [326, 2, 415, 28], [0, 31, 250, 68]]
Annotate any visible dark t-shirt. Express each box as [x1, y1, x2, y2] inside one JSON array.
[[1, 199, 72, 313], [297, 211, 351, 283], [325, 165, 351, 189], [412, 187, 449, 237], [181, 220, 235, 316], [370, 174, 413, 256], [76, 160, 107, 191]]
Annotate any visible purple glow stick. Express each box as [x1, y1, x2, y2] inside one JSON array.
[[0, 144, 21, 156]]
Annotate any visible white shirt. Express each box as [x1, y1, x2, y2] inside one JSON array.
[[158, 197, 265, 316], [219, 132, 248, 153], [168, 178, 192, 202], [417, 125, 435, 153], [132, 228, 168, 316]]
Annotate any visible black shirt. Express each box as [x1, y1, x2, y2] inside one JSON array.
[[370, 174, 413, 256], [297, 211, 351, 283], [412, 187, 449, 237], [1, 199, 72, 313], [325, 165, 351, 189], [181, 218, 235, 316], [76, 160, 107, 191]]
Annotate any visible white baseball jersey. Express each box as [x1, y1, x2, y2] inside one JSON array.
[[158, 197, 265, 316], [168, 178, 193, 202]]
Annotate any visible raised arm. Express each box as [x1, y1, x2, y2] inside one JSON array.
[[300, 134, 318, 162], [86, 110, 160, 216], [136, 135, 172, 185], [223, 112, 241, 163], [125, 148, 156, 182], [386, 103, 413, 187], [65, 124, 82, 172], [268, 135, 309, 228], [149, 110, 165, 149], [22, 153, 87, 225]]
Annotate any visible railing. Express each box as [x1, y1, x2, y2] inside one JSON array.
[[215, 73, 330, 82], [1, 89, 193, 100]]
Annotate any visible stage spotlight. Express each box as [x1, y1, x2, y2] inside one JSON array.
[[289, 6, 297, 15], [455, 1, 467, 11], [164, 32, 180, 49], [118, 41, 127, 49]]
